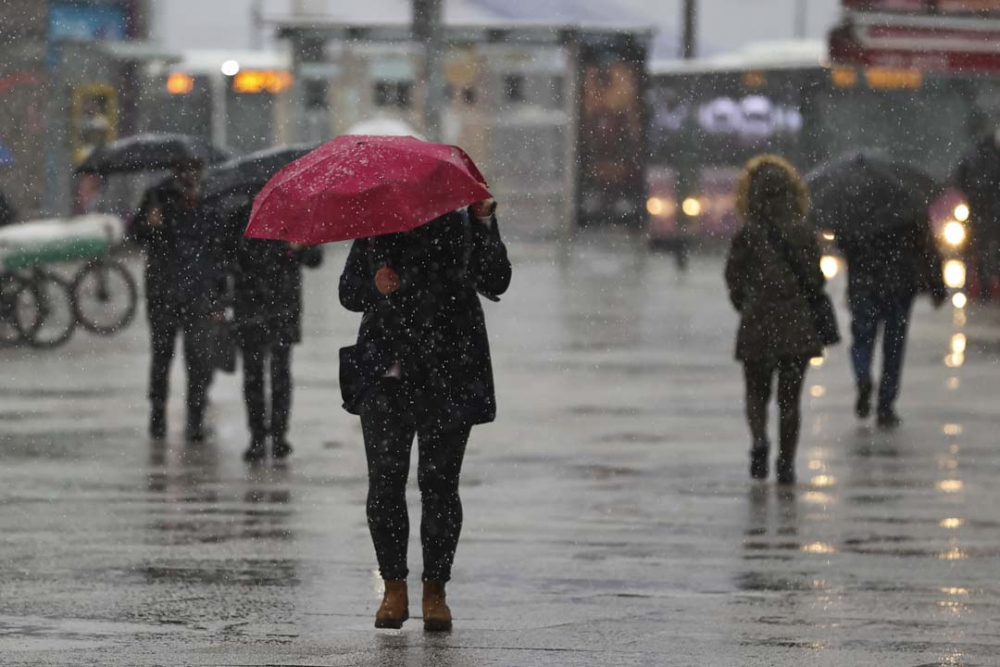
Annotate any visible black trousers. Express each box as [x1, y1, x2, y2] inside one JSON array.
[[241, 340, 292, 440], [360, 380, 471, 582], [742, 356, 809, 462], [148, 309, 211, 428]]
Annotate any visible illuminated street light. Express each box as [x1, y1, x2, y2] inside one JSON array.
[[954, 203, 970, 222], [820, 255, 840, 279], [943, 220, 966, 247], [681, 197, 702, 217], [944, 260, 966, 289], [221, 60, 241, 76], [952, 292, 967, 309]]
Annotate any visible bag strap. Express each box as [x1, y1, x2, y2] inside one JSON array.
[[764, 223, 819, 303]]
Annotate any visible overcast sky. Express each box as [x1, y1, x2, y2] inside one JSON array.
[[152, 0, 843, 60]]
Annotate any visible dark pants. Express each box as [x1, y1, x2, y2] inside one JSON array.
[[849, 291, 914, 415], [148, 308, 211, 429], [742, 356, 809, 461], [241, 341, 292, 440], [360, 380, 471, 582]]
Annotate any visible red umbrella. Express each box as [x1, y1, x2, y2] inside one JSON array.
[[244, 135, 492, 245]]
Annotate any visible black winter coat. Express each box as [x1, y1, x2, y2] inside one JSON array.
[[339, 210, 511, 426], [233, 237, 323, 347], [133, 179, 224, 319]]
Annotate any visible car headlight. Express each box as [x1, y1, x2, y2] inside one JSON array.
[[943, 220, 966, 247]]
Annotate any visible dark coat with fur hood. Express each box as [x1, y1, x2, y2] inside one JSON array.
[[725, 156, 825, 362]]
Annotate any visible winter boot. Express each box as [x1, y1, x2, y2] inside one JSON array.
[[272, 439, 293, 461], [855, 379, 873, 419], [749, 441, 769, 481], [375, 580, 409, 629], [149, 404, 167, 440], [877, 408, 901, 429], [243, 436, 267, 463], [422, 579, 452, 632], [775, 456, 796, 485]]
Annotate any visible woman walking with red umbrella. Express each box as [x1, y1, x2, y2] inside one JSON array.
[[246, 136, 511, 631], [339, 197, 509, 631]]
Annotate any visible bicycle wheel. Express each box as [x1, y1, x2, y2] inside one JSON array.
[[0, 274, 40, 345], [22, 272, 77, 349], [72, 260, 138, 335]]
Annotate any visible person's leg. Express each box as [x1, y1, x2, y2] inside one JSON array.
[[361, 383, 417, 582], [742, 359, 775, 479], [241, 340, 268, 459], [877, 294, 914, 426], [849, 292, 879, 418], [417, 422, 472, 583], [147, 312, 178, 438], [270, 343, 293, 458], [417, 420, 471, 631], [775, 356, 809, 484], [181, 316, 211, 441]]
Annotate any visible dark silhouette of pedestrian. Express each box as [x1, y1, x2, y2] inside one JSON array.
[[133, 159, 224, 441], [837, 206, 946, 428], [227, 204, 323, 462], [725, 155, 827, 484], [339, 198, 510, 631], [955, 131, 1000, 299], [0, 188, 15, 227]]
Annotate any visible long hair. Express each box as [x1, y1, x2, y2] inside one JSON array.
[[735, 154, 809, 225]]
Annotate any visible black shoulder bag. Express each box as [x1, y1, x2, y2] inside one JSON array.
[[765, 225, 841, 347]]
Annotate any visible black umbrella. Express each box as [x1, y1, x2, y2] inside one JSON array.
[[75, 133, 229, 175], [201, 144, 317, 203], [807, 151, 931, 239]]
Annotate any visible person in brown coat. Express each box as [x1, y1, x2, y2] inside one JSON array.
[[725, 155, 825, 484]]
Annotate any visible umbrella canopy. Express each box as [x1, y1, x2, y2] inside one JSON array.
[[201, 144, 318, 203], [75, 133, 229, 175], [806, 151, 929, 239], [245, 135, 491, 245]]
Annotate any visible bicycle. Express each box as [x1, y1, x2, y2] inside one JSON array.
[[16, 267, 77, 349], [0, 271, 41, 346], [71, 251, 138, 335]]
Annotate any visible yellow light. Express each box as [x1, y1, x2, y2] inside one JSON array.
[[943, 220, 966, 247], [232, 70, 294, 94], [681, 197, 702, 217], [954, 203, 970, 222], [865, 67, 922, 90], [941, 587, 969, 596], [166, 72, 194, 95], [938, 547, 968, 561], [822, 230, 835, 241], [950, 333, 967, 355], [647, 197, 664, 216], [944, 260, 966, 289], [831, 66, 858, 88], [809, 356, 825, 367], [801, 542, 836, 554], [820, 255, 840, 279], [952, 292, 967, 309], [945, 352, 965, 368], [811, 475, 836, 487], [810, 385, 826, 398], [936, 479, 964, 493], [943, 423, 963, 436], [939, 518, 965, 529]]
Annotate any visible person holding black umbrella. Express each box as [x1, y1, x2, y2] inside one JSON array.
[[133, 159, 224, 441], [223, 202, 324, 462]]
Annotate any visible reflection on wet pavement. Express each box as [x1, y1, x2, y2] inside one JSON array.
[[1, 241, 999, 664]]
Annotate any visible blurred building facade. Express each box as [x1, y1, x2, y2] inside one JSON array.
[[0, 0, 154, 218]]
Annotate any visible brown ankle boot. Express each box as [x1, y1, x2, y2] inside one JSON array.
[[375, 580, 409, 629], [422, 579, 452, 632]]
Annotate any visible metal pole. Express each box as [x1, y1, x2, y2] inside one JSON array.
[[413, 0, 446, 141], [682, 0, 697, 59], [794, 0, 807, 39]]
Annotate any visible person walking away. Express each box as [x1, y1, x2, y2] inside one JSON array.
[[133, 159, 224, 441], [955, 130, 1000, 299], [228, 203, 323, 462], [339, 198, 510, 631], [725, 155, 826, 484], [837, 207, 946, 428]]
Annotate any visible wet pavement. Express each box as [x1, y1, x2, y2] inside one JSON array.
[[2, 233, 999, 666]]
